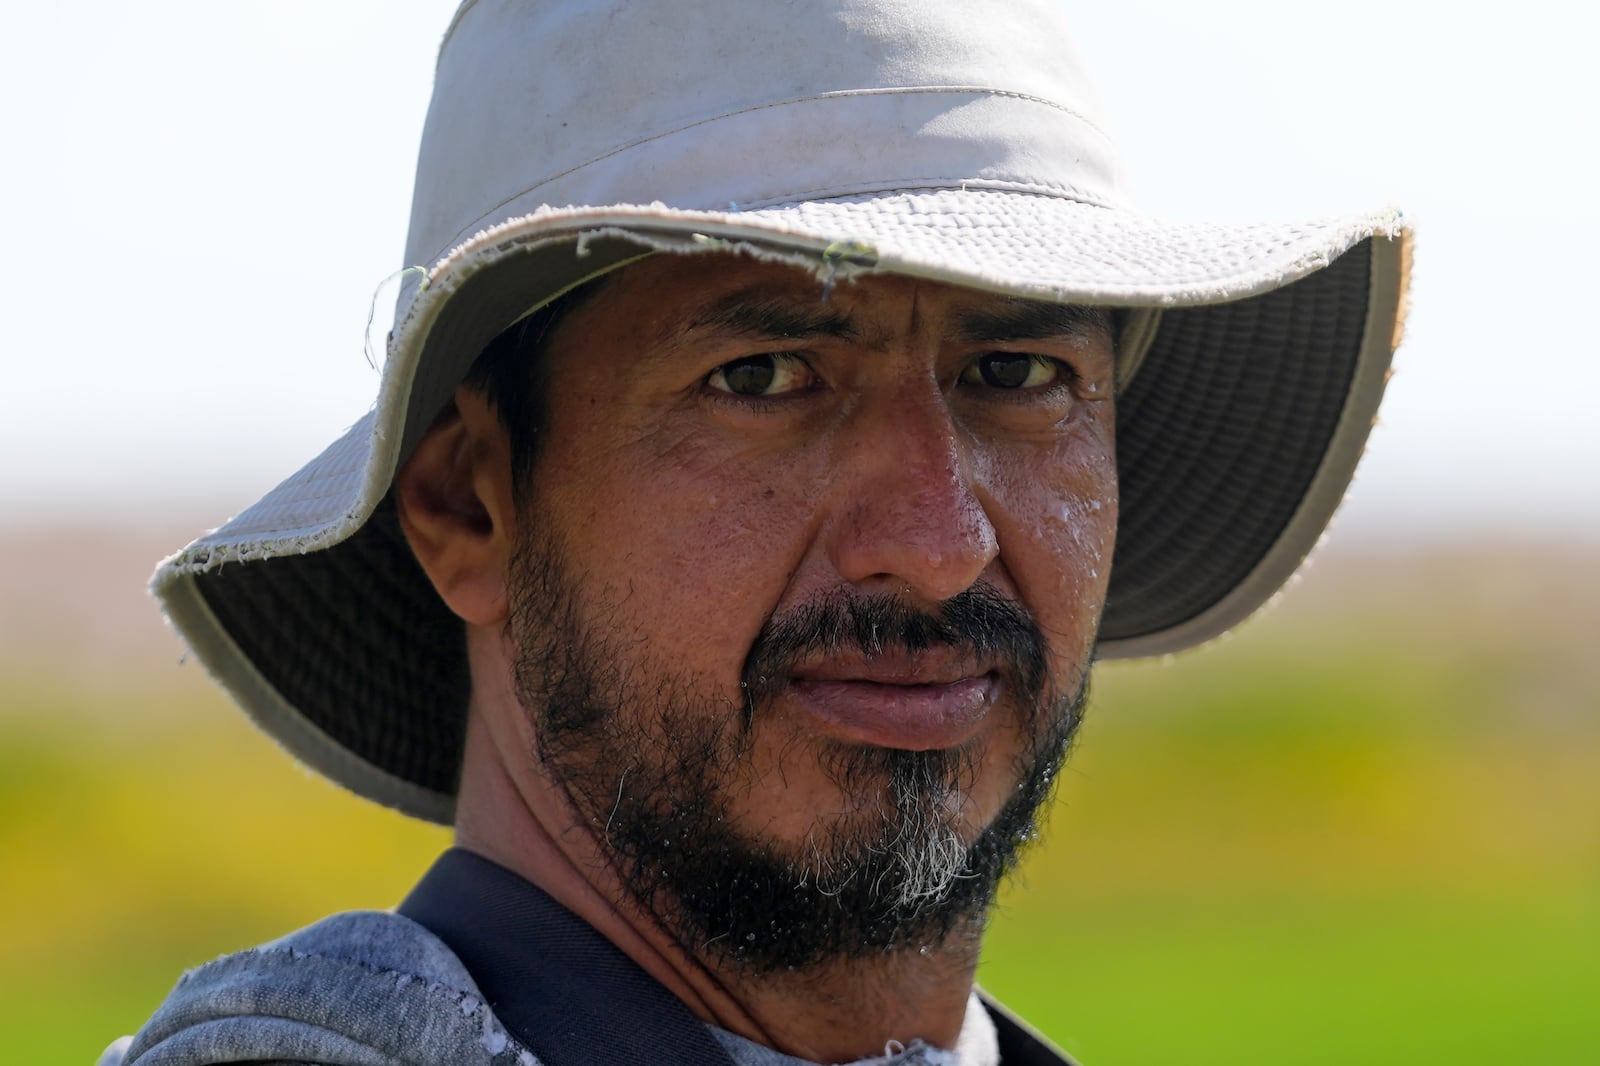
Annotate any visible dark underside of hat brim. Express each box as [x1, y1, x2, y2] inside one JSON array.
[[192, 238, 1379, 817], [199, 493, 470, 799], [1103, 236, 1373, 641]]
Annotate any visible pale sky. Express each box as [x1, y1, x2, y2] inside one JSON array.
[[3, 1, 1596, 540]]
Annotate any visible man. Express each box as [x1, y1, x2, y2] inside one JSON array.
[[108, 1, 1408, 1064]]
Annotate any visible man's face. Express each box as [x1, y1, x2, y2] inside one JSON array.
[[503, 253, 1117, 970]]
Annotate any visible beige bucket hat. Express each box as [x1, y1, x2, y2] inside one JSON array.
[[153, 0, 1410, 823]]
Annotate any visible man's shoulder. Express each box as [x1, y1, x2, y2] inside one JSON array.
[[100, 909, 1081, 1066], [255, 908, 482, 983], [100, 911, 532, 1066]]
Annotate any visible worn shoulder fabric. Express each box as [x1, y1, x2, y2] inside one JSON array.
[[100, 911, 539, 1066]]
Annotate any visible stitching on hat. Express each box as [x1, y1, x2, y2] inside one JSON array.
[[424, 87, 1110, 265], [402, 205, 1401, 352], [208, 488, 362, 538], [170, 500, 365, 569], [729, 177, 1117, 213]]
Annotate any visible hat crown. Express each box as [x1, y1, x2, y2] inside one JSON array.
[[404, 0, 1129, 269]]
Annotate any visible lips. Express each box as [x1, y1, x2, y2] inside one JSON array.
[[784, 650, 999, 751]]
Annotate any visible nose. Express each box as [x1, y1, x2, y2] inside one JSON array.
[[825, 386, 999, 604]]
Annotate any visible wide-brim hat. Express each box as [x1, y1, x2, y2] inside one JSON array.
[[153, 0, 1410, 823]]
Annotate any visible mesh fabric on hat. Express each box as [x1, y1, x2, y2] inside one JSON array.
[[1103, 237, 1370, 639], [197, 494, 468, 798]]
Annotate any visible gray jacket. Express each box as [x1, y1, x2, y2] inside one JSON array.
[[102, 906, 1071, 1066], [101, 911, 534, 1066]]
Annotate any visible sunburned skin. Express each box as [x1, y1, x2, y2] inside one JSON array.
[[396, 251, 1118, 1063]]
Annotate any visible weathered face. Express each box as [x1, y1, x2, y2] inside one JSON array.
[[505, 252, 1117, 969]]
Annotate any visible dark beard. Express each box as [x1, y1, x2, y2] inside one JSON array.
[[509, 526, 1087, 974]]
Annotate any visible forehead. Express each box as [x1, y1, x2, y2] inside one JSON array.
[[553, 252, 1111, 351]]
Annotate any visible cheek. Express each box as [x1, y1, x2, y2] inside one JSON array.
[[537, 428, 821, 679], [660, 484, 810, 617], [980, 424, 1118, 656]]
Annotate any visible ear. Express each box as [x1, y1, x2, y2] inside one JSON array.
[[395, 386, 518, 627]]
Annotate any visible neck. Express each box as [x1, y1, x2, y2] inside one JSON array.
[[452, 644, 982, 1062], [721, 942, 982, 1062]]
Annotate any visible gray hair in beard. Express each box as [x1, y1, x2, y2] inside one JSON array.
[[511, 527, 1088, 973]]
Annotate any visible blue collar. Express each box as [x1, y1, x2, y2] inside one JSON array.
[[399, 847, 1076, 1066], [400, 848, 738, 1066]]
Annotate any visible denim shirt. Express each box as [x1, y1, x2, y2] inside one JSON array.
[[101, 910, 534, 1066]]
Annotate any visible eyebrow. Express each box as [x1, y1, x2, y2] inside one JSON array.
[[952, 300, 1111, 345], [679, 288, 1108, 351], [686, 292, 860, 343]]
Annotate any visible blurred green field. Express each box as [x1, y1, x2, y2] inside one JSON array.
[[2, 535, 1596, 1064]]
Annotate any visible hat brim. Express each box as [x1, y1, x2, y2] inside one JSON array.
[[154, 189, 1409, 822]]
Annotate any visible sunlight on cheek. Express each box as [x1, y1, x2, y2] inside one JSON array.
[[1047, 494, 1115, 581]]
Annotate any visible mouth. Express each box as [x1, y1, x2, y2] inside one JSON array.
[[784, 651, 1000, 751]]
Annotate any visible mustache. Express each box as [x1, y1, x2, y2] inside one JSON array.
[[739, 583, 1050, 726]]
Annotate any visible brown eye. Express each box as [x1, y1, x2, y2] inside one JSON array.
[[960, 354, 1064, 389], [707, 353, 812, 397], [720, 356, 776, 395]]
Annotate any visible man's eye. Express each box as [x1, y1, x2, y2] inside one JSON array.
[[706, 353, 812, 397], [960, 353, 1069, 390]]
